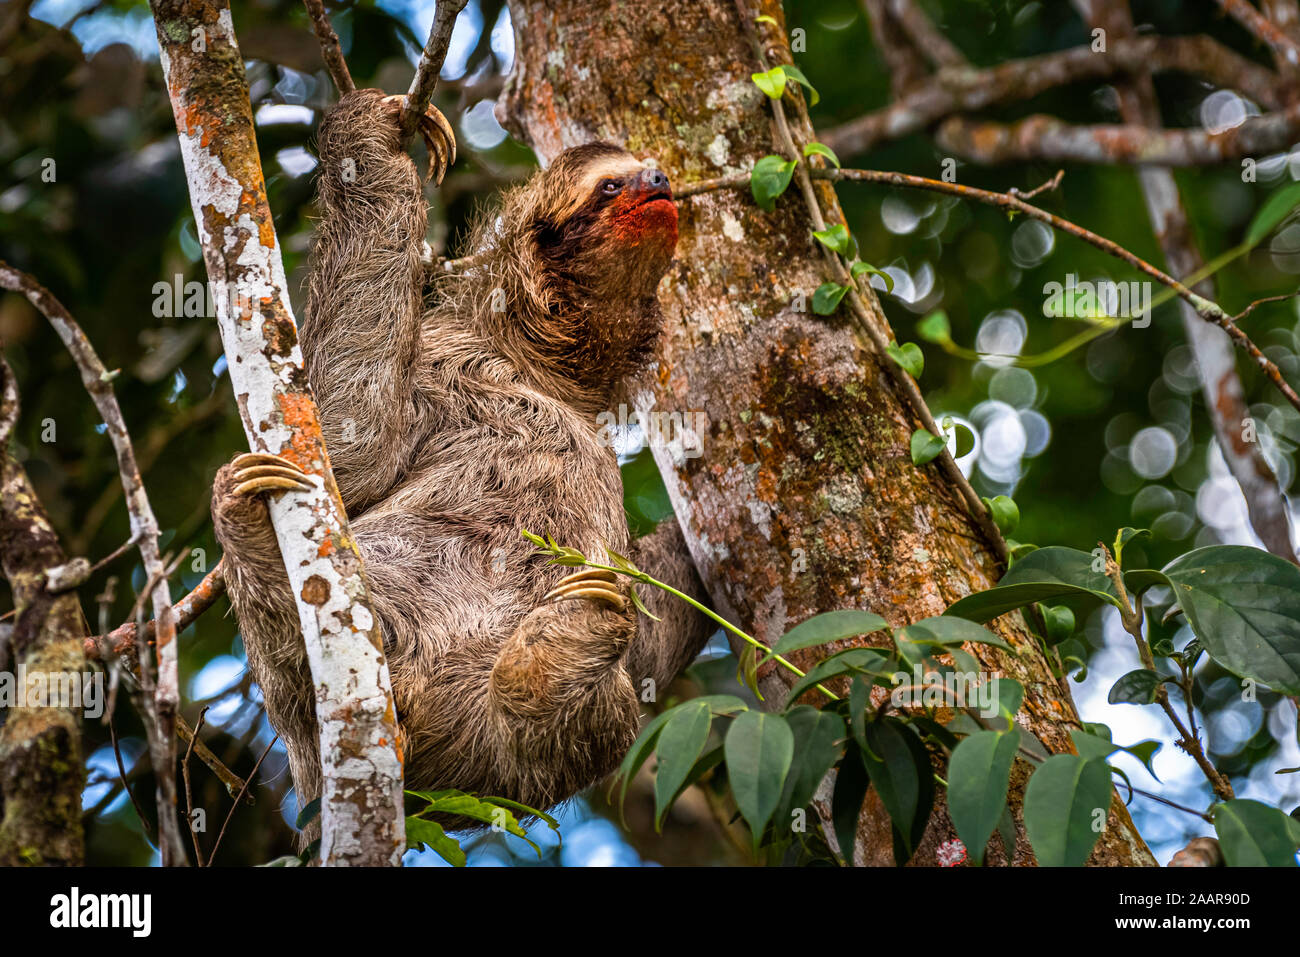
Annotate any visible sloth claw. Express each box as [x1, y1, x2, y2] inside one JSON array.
[[231, 453, 315, 498], [382, 94, 458, 186], [543, 568, 625, 611]]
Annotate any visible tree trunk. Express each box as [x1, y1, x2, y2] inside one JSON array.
[[0, 360, 86, 866], [499, 0, 1155, 865]]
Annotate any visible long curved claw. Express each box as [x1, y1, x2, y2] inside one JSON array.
[[382, 94, 458, 186], [231, 452, 315, 498], [543, 568, 625, 611]]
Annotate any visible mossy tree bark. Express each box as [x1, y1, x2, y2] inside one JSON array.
[[0, 361, 86, 866], [499, 0, 1154, 865]]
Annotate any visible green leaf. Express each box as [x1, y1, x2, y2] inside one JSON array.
[[1214, 799, 1300, 866], [781, 63, 820, 106], [616, 708, 676, 805], [983, 496, 1019, 535], [832, 746, 870, 863], [784, 647, 895, 704], [1159, 545, 1300, 694], [1022, 755, 1113, 867], [1070, 729, 1117, 762], [812, 281, 850, 315], [1113, 526, 1150, 564], [480, 796, 560, 830], [628, 584, 660, 621], [295, 797, 321, 830], [898, 615, 1015, 653], [695, 693, 751, 715], [917, 310, 951, 343], [951, 423, 975, 458], [858, 718, 926, 851], [405, 817, 466, 866], [997, 805, 1018, 862], [725, 711, 795, 847], [812, 223, 851, 255], [1107, 668, 1164, 705], [988, 678, 1025, 723], [803, 141, 840, 168], [736, 641, 762, 700], [944, 546, 1122, 622], [947, 730, 1019, 865], [751, 66, 787, 99], [405, 790, 541, 856], [851, 260, 894, 292], [781, 706, 847, 814], [911, 428, 946, 465], [1246, 180, 1300, 246], [768, 608, 891, 661], [849, 676, 871, 751], [653, 700, 713, 828], [1124, 740, 1162, 782], [886, 341, 924, 378], [750, 154, 797, 212]]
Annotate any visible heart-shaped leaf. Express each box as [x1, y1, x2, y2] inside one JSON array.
[[1159, 545, 1300, 694], [750, 154, 796, 211], [886, 340, 924, 378]]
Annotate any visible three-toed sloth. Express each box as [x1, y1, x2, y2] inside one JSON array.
[[211, 89, 713, 831]]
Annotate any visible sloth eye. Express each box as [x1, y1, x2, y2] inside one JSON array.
[[600, 178, 622, 195]]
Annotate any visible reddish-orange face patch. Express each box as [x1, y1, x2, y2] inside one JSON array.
[[611, 197, 678, 249]]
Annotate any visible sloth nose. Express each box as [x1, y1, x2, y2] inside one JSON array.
[[640, 167, 670, 191]]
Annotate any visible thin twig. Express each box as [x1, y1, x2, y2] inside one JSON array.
[[109, 716, 155, 843], [400, 0, 469, 146], [207, 734, 278, 866], [86, 561, 226, 664], [820, 34, 1288, 157], [0, 260, 184, 865], [1218, 0, 1300, 73], [1231, 291, 1300, 323], [182, 707, 209, 866], [302, 0, 353, 94]]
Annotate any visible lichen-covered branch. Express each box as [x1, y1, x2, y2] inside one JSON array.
[[0, 357, 86, 866], [821, 34, 1286, 158], [934, 104, 1300, 166], [148, 0, 404, 866], [302, 0, 353, 94], [884, 0, 965, 69], [1218, 0, 1300, 73], [86, 562, 225, 666], [0, 261, 185, 865]]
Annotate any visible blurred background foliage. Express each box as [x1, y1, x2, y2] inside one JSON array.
[[0, 0, 1296, 865]]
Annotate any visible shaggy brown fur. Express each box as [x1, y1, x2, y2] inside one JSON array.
[[211, 89, 712, 833]]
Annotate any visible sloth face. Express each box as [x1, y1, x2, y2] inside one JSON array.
[[533, 144, 678, 297]]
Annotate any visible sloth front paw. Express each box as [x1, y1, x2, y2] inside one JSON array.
[[542, 568, 627, 612], [380, 94, 457, 186], [229, 452, 316, 497]]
